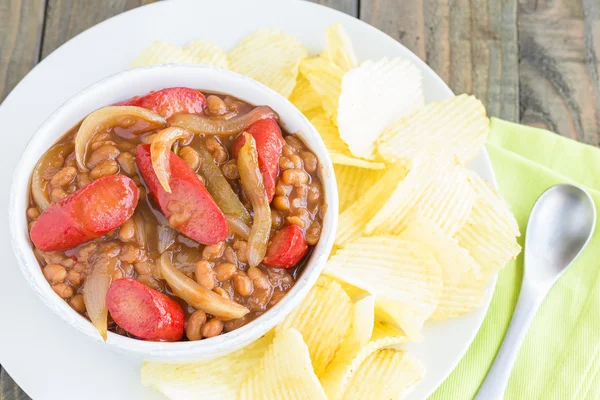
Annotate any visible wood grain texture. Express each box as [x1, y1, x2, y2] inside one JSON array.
[[306, 0, 358, 16], [0, 0, 46, 101], [360, 0, 520, 122], [519, 0, 600, 145], [41, 0, 158, 59], [0, 368, 29, 400]]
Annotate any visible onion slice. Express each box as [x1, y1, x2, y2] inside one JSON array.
[[169, 106, 277, 136], [158, 252, 249, 320], [237, 133, 272, 267], [82, 254, 117, 340], [31, 142, 74, 211], [75, 106, 166, 171], [150, 127, 194, 193], [157, 224, 177, 253], [225, 214, 250, 240]]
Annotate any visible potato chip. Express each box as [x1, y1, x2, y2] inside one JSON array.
[[277, 275, 352, 376], [321, 23, 358, 72], [289, 74, 322, 113], [334, 164, 387, 213], [342, 349, 425, 400], [308, 108, 386, 170], [326, 236, 442, 339], [240, 328, 327, 400], [371, 320, 406, 341], [229, 29, 307, 98], [300, 57, 345, 121], [131, 40, 229, 69], [335, 163, 407, 246], [337, 57, 425, 159], [378, 94, 489, 165], [399, 215, 486, 319], [141, 333, 272, 400], [456, 171, 521, 280], [366, 155, 475, 237]]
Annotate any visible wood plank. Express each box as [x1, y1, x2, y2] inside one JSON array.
[[519, 0, 600, 144], [0, 0, 46, 101], [306, 0, 358, 16], [41, 0, 159, 59], [360, 0, 520, 122], [0, 368, 29, 400]]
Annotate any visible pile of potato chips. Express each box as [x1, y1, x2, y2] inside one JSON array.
[[135, 23, 521, 400]]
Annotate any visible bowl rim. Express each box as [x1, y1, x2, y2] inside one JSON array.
[[8, 64, 339, 361]]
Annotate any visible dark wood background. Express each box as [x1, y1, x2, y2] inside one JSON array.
[[1, 0, 598, 398]]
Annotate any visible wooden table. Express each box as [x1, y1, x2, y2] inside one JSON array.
[[1, 0, 598, 398]]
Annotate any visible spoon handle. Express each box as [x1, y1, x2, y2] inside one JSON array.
[[475, 281, 544, 400]]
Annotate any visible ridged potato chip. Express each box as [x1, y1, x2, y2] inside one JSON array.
[[308, 108, 386, 170], [334, 164, 387, 213], [456, 171, 521, 280], [300, 57, 345, 121], [277, 276, 352, 376], [342, 349, 425, 400], [326, 236, 443, 339], [131, 40, 229, 69], [289, 74, 322, 113], [240, 328, 327, 400], [321, 23, 358, 72], [378, 94, 489, 165], [229, 29, 307, 98], [335, 163, 407, 246], [366, 154, 475, 237], [141, 333, 271, 400], [337, 57, 425, 159]]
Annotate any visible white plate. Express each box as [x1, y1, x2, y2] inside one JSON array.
[[0, 0, 496, 398]]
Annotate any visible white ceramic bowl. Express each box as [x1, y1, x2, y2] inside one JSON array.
[[9, 64, 339, 362]]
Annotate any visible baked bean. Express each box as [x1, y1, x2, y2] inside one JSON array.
[[90, 159, 118, 179], [64, 153, 77, 168], [271, 209, 283, 229], [306, 222, 321, 245], [233, 273, 254, 296], [88, 144, 120, 168], [92, 132, 112, 143], [120, 244, 141, 263], [52, 282, 74, 299], [202, 242, 226, 259], [295, 185, 308, 198], [273, 195, 290, 211], [308, 183, 321, 204], [300, 151, 318, 173], [134, 261, 152, 275], [291, 196, 307, 210], [213, 286, 230, 299], [206, 95, 228, 116], [43, 264, 67, 283], [186, 310, 207, 341], [202, 318, 224, 338], [28, 221, 35, 231], [282, 169, 309, 187], [233, 240, 248, 263], [247, 266, 270, 290], [70, 294, 86, 313], [289, 154, 303, 169], [73, 262, 86, 273], [42, 166, 61, 180], [213, 263, 237, 281], [67, 184, 78, 193], [179, 146, 201, 170], [117, 152, 136, 175], [287, 215, 305, 228], [221, 160, 239, 180], [222, 281, 235, 299], [282, 144, 296, 158], [26, 207, 40, 220], [61, 257, 75, 268], [223, 246, 238, 265], [67, 270, 82, 286], [118, 218, 136, 242], [267, 269, 294, 288], [279, 156, 294, 170], [205, 137, 227, 164], [77, 172, 91, 188], [90, 140, 118, 151], [247, 288, 272, 312], [275, 181, 292, 196], [50, 166, 77, 187], [285, 135, 304, 150], [141, 134, 157, 144], [195, 261, 216, 290], [50, 187, 67, 202]]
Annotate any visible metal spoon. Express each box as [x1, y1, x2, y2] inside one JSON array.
[[475, 184, 596, 400]]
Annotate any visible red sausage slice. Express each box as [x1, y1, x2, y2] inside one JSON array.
[[136, 144, 227, 245], [106, 278, 185, 342], [233, 118, 283, 202], [263, 224, 309, 269], [30, 175, 139, 252], [118, 87, 206, 119]]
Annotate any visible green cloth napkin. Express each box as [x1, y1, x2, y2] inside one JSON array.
[[430, 118, 600, 400]]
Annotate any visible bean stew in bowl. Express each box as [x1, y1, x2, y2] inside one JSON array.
[[12, 66, 337, 359]]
